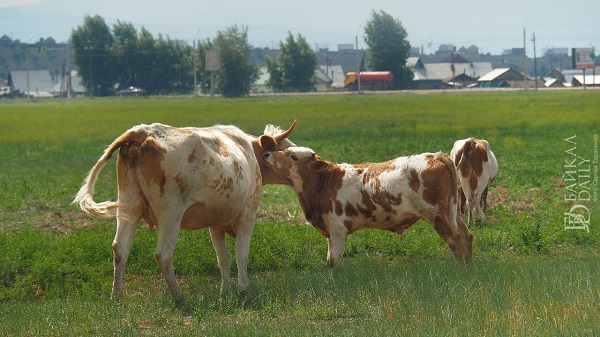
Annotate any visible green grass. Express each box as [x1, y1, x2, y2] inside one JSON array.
[[1, 92, 599, 335], [1, 257, 598, 336]]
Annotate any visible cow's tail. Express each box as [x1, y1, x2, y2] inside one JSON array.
[[73, 129, 146, 218], [437, 152, 459, 230], [455, 138, 474, 171]]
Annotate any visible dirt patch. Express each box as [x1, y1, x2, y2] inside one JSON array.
[[487, 184, 551, 216], [257, 208, 308, 224], [487, 185, 509, 209], [34, 208, 92, 234]]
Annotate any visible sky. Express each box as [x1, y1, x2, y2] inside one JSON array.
[[1, 0, 598, 55]]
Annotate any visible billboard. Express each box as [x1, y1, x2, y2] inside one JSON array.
[[572, 48, 596, 70], [205, 50, 221, 71]]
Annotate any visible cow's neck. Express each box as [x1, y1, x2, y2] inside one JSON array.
[[294, 166, 344, 233]]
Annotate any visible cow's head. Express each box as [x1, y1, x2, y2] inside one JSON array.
[[262, 146, 329, 186], [253, 120, 298, 185]]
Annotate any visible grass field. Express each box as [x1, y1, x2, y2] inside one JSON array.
[[1, 91, 599, 336]]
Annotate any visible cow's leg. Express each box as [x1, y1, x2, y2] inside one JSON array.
[[481, 186, 489, 212], [456, 215, 473, 263], [475, 193, 486, 224], [326, 237, 334, 266], [474, 185, 487, 224], [429, 215, 468, 262], [465, 189, 476, 225], [210, 227, 232, 295], [458, 187, 467, 216], [111, 202, 141, 299], [154, 220, 184, 304], [326, 224, 347, 267], [234, 220, 255, 294], [465, 198, 472, 225]]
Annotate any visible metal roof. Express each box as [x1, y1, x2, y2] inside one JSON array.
[[422, 62, 492, 81], [477, 68, 511, 82], [9, 70, 55, 96], [572, 74, 600, 85], [409, 58, 492, 81]]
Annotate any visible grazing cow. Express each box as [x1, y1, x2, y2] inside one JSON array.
[[450, 138, 498, 224], [74, 121, 296, 304], [261, 145, 473, 266]]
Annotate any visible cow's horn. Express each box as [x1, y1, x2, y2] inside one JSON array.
[[274, 120, 296, 141]]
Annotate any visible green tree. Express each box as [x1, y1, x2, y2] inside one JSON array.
[[153, 34, 193, 94], [266, 32, 316, 92], [71, 15, 115, 96], [364, 10, 413, 89], [212, 25, 258, 98], [134, 27, 158, 92], [111, 21, 139, 88]]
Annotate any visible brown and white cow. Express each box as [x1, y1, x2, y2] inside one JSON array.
[[74, 121, 296, 304], [450, 138, 498, 224], [261, 145, 473, 266]]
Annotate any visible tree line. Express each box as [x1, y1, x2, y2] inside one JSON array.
[[70, 11, 413, 97]]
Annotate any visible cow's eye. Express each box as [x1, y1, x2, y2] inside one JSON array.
[[291, 155, 298, 161]]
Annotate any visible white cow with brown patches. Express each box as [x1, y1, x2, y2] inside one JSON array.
[[450, 138, 498, 224], [261, 145, 473, 266], [74, 121, 296, 304]]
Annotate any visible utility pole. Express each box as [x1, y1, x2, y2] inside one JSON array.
[[86, 39, 93, 98], [26, 35, 32, 98], [26, 47, 30, 98], [193, 40, 197, 96], [523, 16, 528, 89], [192, 29, 201, 96], [591, 45, 597, 86], [67, 39, 71, 99], [531, 32, 538, 91], [355, 24, 362, 93]]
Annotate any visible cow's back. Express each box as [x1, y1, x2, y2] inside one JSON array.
[[124, 123, 261, 230], [333, 153, 455, 233]]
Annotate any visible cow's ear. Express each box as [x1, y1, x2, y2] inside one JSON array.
[[309, 159, 329, 172], [259, 135, 277, 151]]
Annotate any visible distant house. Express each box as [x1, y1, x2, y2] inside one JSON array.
[[436, 44, 455, 55], [544, 67, 600, 88], [0, 34, 11, 46], [544, 78, 567, 88], [455, 45, 479, 55], [546, 68, 565, 81], [409, 56, 492, 89], [251, 66, 343, 93], [8, 70, 55, 97], [44, 37, 57, 47], [314, 67, 332, 91], [444, 72, 478, 89], [544, 68, 568, 87], [477, 68, 525, 88], [320, 65, 345, 89], [477, 68, 546, 89], [502, 48, 525, 57], [571, 74, 600, 87], [544, 48, 569, 57], [53, 70, 87, 96], [337, 44, 354, 52], [252, 67, 271, 94], [466, 45, 479, 55]]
